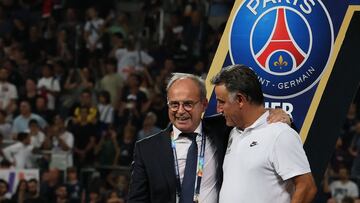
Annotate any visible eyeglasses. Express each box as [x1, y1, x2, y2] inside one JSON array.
[[167, 100, 200, 112]]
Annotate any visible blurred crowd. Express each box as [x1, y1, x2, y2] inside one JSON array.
[[315, 99, 360, 203], [0, 0, 233, 202]]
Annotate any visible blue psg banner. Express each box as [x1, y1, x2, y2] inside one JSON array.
[[205, 1, 360, 183]]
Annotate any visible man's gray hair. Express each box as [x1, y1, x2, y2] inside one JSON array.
[[166, 73, 207, 100]]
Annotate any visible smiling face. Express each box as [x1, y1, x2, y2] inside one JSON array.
[[167, 78, 207, 133]]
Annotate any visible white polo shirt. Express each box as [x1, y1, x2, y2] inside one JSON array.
[[219, 111, 311, 203]]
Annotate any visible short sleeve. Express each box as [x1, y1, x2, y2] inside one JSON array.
[[270, 126, 311, 181]]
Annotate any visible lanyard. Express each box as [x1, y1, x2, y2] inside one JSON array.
[[171, 132, 206, 202]]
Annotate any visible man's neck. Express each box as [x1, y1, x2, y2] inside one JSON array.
[[238, 105, 266, 130]]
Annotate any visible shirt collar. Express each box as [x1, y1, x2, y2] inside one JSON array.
[[235, 110, 269, 133], [172, 123, 202, 140]]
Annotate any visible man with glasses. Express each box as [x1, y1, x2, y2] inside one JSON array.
[[128, 73, 290, 203]]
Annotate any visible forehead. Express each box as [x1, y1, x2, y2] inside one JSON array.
[[214, 84, 230, 99], [167, 78, 200, 100]]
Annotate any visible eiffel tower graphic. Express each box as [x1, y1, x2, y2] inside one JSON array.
[[256, 8, 306, 71]]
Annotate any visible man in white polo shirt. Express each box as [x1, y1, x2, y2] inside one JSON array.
[[211, 65, 317, 203]]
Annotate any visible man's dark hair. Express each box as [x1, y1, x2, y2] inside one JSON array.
[[29, 119, 39, 127], [0, 179, 9, 191], [28, 178, 38, 184], [17, 132, 29, 142], [211, 64, 264, 105]]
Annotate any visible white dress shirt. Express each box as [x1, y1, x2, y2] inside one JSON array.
[[172, 123, 218, 203]]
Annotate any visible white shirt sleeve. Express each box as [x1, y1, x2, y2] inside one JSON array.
[[52, 79, 61, 92], [9, 84, 18, 99], [3, 142, 21, 163], [349, 182, 359, 198], [270, 126, 311, 181], [140, 51, 154, 65]]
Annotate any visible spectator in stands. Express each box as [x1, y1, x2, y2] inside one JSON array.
[[65, 167, 82, 203], [88, 188, 102, 203], [108, 33, 125, 60], [24, 25, 44, 64], [115, 37, 154, 79], [349, 121, 360, 178], [327, 167, 359, 203], [0, 133, 4, 163], [26, 178, 45, 203], [99, 59, 124, 106], [97, 90, 114, 132], [3, 132, 33, 169], [34, 96, 55, 123], [72, 89, 97, 125], [342, 103, 358, 149], [0, 67, 18, 115], [40, 168, 61, 202], [11, 179, 27, 203], [120, 73, 148, 128], [20, 79, 38, 110], [95, 127, 120, 166], [84, 7, 105, 55], [56, 29, 73, 65], [63, 69, 94, 113], [37, 63, 61, 111], [0, 110, 11, 140], [12, 101, 47, 136], [106, 190, 124, 203], [329, 138, 353, 177], [2, 59, 25, 92], [52, 115, 74, 167], [137, 112, 161, 141], [112, 174, 129, 199], [118, 124, 135, 166], [70, 106, 97, 168], [183, 9, 213, 58], [55, 185, 69, 203], [28, 119, 45, 150], [0, 179, 12, 202]]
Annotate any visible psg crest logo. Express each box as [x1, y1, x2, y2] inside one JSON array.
[[229, 0, 334, 99]]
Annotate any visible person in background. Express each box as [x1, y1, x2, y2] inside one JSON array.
[[12, 101, 47, 137], [3, 132, 33, 169], [11, 179, 27, 203], [326, 167, 359, 203], [70, 106, 97, 168], [28, 119, 45, 150], [0, 179, 12, 202], [55, 185, 69, 203], [25, 178, 46, 203], [118, 124, 135, 166], [0, 68, 18, 116], [97, 90, 114, 133], [99, 59, 124, 106], [52, 115, 74, 167], [65, 167, 82, 203], [137, 112, 161, 141], [36, 63, 61, 111], [0, 110, 12, 141], [95, 127, 120, 166]]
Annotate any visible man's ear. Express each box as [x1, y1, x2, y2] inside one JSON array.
[[236, 93, 246, 107], [202, 98, 209, 109]]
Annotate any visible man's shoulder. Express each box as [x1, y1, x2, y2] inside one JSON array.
[[136, 129, 168, 146], [203, 113, 226, 125]]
